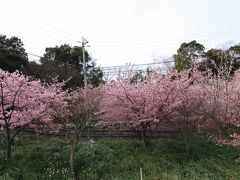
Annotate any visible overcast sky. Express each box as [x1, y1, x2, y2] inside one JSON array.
[[1, 0, 240, 67]]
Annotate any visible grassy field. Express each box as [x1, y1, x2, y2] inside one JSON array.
[[0, 136, 240, 179]]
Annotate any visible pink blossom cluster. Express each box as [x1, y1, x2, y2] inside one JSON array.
[[0, 69, 68, 131], [209, 70, 240, 147], [211, 133, 240, 147], [100, 66, 240, 148], [100, 67, 202, 130]]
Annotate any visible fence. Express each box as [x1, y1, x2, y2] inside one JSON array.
[[19, 128, 179, 139]]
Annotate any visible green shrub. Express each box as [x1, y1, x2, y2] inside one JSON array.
[[1, 137, 240, 179]]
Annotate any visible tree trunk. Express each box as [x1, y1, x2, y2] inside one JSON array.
[[70, 142, 77, 174], [141, 126, 149, 147], [185, 118, 191, 154], [6, 131, 12, 161], [185, 132, 190, 154]]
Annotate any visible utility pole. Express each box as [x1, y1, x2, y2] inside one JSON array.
[[81, 37, 88, 89], [81, 37, 90, 140]]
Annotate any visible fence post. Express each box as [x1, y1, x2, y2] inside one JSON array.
[[87, 128, 90, 140], [108, 128, 112, 138], [140, 167, 143, 180], [65, 131, 68, 141]]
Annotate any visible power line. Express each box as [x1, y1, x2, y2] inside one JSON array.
[[93, 24, 240, 45], [90, 31, 240, 51], [27, 52, 173, 73], [27, 21, 77, 42], [25, 19, 81, 43], [30, 18, 82, 39], [27, 53, 81, 69], [27, 52, 174, 80], [28, 53, 42, 58], [93, 30, 240, 48], [24, 19, 240, 52], [29, 29, 67, 45], [21, 20, 78, 48], [101, 60, 174, 70], [24, 18, 240, 50]]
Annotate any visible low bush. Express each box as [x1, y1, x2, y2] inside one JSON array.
[[0, 137, 240, 179]]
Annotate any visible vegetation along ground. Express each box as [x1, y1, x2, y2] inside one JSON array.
[[0, 136, 240, 180]]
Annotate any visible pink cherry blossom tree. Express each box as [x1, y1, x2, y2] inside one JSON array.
[[58, 86, 102, 175], [210, 70, 240, 148], [196, 64, 240, 161], [100, 67, 201, 146], [0, 69, 68, 160], [176, 65, 239, 152], [172, 83, 208, 152]]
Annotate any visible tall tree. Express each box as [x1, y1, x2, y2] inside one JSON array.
[[200, 45, 240, 76], [59, 87, 102, 176], [100, 68, 201, 146], [174, 40, 205, 71], [0, 70, 68, 160], [0, 35, 28, 72], [227, 45, 240, 73], [24, 44, 103, 89]]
